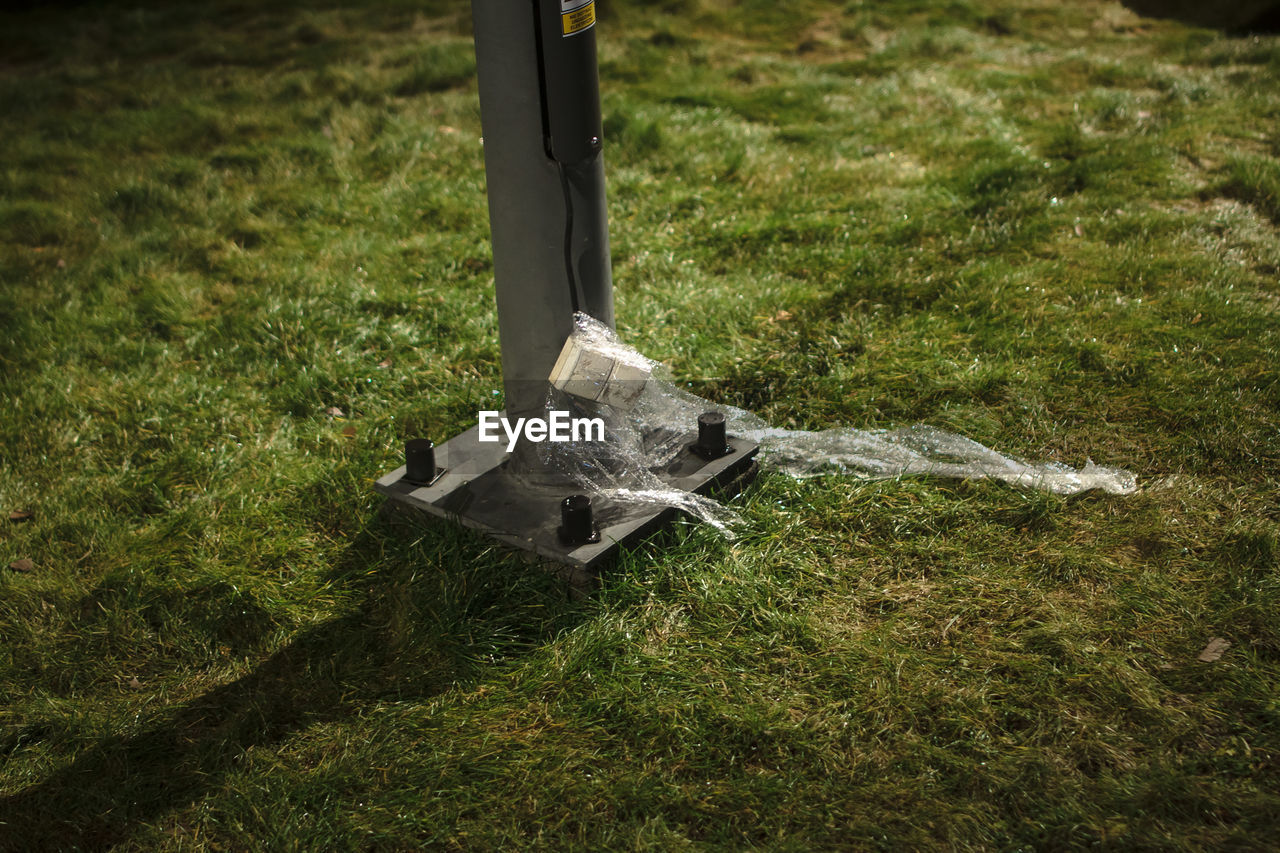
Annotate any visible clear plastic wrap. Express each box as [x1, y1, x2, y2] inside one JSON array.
[[533, 313, 1137, 536], [536, 323, 743, 536]]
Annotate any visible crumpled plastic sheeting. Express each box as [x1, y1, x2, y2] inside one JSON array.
[[537, 313, 1137, 535], [536, 389, 743, 537], [745, 423, 1137, 494]]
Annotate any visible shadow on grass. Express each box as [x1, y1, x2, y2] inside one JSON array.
[[1120, 0, 1280, 33], [0, 506, 587, 852]]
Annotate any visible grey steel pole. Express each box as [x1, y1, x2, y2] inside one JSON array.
[[470, 0, 614, 431], [376, 1, 759, 572], [373, 3, 757, 571]]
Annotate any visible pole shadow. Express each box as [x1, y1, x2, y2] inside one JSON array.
[[0, 506, 588, 852], [1119, 0, 1280, 33]]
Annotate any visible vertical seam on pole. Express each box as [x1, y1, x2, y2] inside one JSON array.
[[530, 0, 553, 155], [532, 0, 582, 314]]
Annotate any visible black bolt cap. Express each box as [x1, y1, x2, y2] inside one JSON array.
[[559, 494, 600, 545], [692, 411, 731, 460], [404, 438, 438, 484]]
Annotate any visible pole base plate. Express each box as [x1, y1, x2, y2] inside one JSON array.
[[374, 423, 759, 573]]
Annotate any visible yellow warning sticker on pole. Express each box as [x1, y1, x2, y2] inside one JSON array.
[[561, 0, 595, 37]]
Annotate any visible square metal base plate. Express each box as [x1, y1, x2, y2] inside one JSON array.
[[374, 424, 759, 572]]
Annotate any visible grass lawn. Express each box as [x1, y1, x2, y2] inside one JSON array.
[[2, 0, 1278, 848]]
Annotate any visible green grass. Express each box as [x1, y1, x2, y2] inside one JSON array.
[[2, 0, 1279, 849]]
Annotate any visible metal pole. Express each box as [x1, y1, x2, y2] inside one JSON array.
[[470, 0, 614, 430], [376, 1, 758, 574]]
